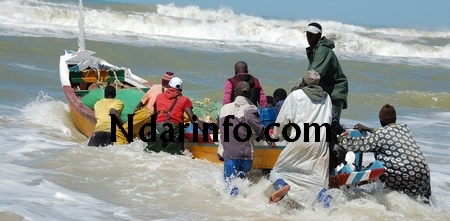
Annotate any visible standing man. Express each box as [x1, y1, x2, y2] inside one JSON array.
[[268, 70, 332, 208], [88, 85, 125, 147], [305, 22, 348, 121], [219, 81, 275, 196], [222, 61, 268, 107]]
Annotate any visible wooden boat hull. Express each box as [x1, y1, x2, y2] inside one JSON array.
[[329, 160, 386, 188], [184, 142, 282, 169], [185, 141, 385, 187], [183, 131, 286, 169], [64, 85, 96, 137]]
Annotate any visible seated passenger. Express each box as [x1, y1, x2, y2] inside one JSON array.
[[266, 95, 274, 107], [273, 88, 287, 112]]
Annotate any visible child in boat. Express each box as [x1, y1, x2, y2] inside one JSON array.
[[218, 81, 275, 196], [266, 96, 274, 107], [338, 104, 431, 203], [273, 88, 287, 112], [88, 86, 125, 147]]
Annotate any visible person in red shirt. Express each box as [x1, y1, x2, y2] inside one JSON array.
[[145, 77, 203, 155]]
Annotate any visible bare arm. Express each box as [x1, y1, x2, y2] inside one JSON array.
[[353, 123, 375, 133], [134, 102, 144, 112], [244, 107, 276, 148], [184, 107, 204, 131], [110, 108, 125, 125]]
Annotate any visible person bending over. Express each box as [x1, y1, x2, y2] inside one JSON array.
[[338, 104, 431, 203], [145, 77, 203, 155], [88, 86, 125, 147], [268, 70, 332, 208], [219, 81, 275, 196]]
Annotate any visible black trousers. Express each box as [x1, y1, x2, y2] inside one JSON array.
[[87, 132, 112, 147]]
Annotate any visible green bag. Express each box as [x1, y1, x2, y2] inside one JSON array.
[[81, 88, 145, 121]]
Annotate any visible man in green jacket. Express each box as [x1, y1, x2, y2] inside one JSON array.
[[304, 22, 349, 121]]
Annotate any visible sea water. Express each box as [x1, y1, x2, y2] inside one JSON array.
[[0, 0, 449, 220]]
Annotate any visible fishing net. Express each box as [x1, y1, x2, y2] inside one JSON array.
[[80, 88, 145, 121], [191, 98, 221, 121]]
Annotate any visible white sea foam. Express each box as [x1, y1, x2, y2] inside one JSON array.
[[18, 91, 87, 142], [0, 103, 131, 220], [0, 0, 449, 66], [11, 63, 49, 72]]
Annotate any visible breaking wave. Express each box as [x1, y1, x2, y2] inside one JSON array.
[[0, 0, 449, 64]]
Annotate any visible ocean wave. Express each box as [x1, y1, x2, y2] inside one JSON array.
[[18, 91, 86, 141], [351, 91, 450, 110], [0, 0, 450, 61]]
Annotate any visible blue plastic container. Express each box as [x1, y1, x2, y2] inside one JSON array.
[[258, 107, 278, 128], [185, 122, 215, 134]]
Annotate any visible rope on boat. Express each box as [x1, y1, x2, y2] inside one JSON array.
[[85, 68, 104, 90], [139, 87, 144, 93], [96, 68, 104, 88], [110, 68, 145, 94], [135, 86, 144, 93], [112, 69, 125, 89]]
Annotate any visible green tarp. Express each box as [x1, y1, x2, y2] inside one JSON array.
[[81, 88, 145, 121], [81, 88, 222, 122]]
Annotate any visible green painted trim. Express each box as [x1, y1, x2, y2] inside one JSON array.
[[70, 76, 125, 83], [69, 69, 125, 83]]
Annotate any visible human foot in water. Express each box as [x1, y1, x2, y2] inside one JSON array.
[[269, 185, 290, 203]]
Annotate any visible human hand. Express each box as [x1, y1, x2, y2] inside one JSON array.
[[196, 120, 207, 131], [337, 131, 348, 143], [353, 123, 370, 131], [267, 141, 276, 148], [269, 132, 277, 139]]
